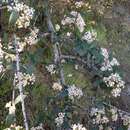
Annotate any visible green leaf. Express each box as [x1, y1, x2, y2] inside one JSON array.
[[75, 40, 89, 56], [9, 10, 19, 25], [15, 95, 27, 105]]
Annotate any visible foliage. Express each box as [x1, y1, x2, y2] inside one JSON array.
[[0, 0, 130, 130]]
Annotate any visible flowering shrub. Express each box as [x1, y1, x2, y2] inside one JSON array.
[[72, 124, 87, 130], [67, 84, 83, 101], [103, 73, 125, 97], [7, 1, 35, 28], [4, 125, 23, 130], [55, 112, 65, 127], [0, 0, 130, 130]]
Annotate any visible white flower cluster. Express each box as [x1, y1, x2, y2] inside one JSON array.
[[4, 125, 23, 130], [121, 115, 130, 127], [90, 107, 109, 124], [0, 39, 16, 73], [5, 53, 16, 62], [72, 123, 87, 130], [55, 112, 65, 127], [100, 48, 120, 71], [14, 72, 35, 87], [5, 101, 16, 115], [7, 1, 35, 28], [8, 29, 39, 52], [75, 1, 85, 8], [0, 40, 5, 73], [24, 28, 39, 45], [66, 32, 72, 37], [31, 123, 44, 130], [52, 82, 62, 91], [103, 73, 125, 97], [110, 107, 118, 121], [82, 30, 97, 43], [45, 64, 56, 74], [62, 11, 86, 32], [55, 24, 60, 31], [67, 84, 83, 100]]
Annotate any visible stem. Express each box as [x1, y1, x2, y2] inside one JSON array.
[[44, 0, 65, 85], [12, 77, 16, 103], [103, 102, 130, 116], [14, 34, 29, 130]]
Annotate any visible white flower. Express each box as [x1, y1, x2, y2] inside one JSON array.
[[101, 48, 109, 59], [111, 88, 121, 97], [71, 11, 86, 33], [31, 123, 44, 130], [90, 107, 109, 125], [91, 107, 105, 116], [103, 73, 125, 97], [4, 125, 23, 130], [8, 29, 39, 52], [0, 39, 16, 73], [72, 123, 87, 130], [99, 125, 103, 130], [61, 17, 75, 25], [15, 72, 35, 87], [82, 30, 97, 43], [9, 104, 16, 114], [55, 112, 65, 127], [0, 63, 5, 73], [67, 84, 83, 100], [110, 107, 118, 121], [100, 48, 120, 71], [100, 63, 112, 71], [75, 64, 79, 70], [101, 116, 109, 124], [110, 58, 120, 66], [67, 74, 73, 77], [24, 27, 39, 45], [75, 1, 84, 8], [61, 59, 66, 63], [0, 43, 4, 59], [52, 82, 62, 91], [55, 24, 60, 31], [46, 64, 56, 74], [15, 126, 23, 130], [7, 2, 35, 28], [121, 115, 130, 126], [66, 32, 72, 37], [5, 101, 12, 108], [111, 113, 118, 121], [0, 40, 5, 73], [62, 11, 86, 32]]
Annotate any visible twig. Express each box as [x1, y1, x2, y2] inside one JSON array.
[[14, 34, 29, 130], [61, 54, 87, 64], [12, 77, 16, 105], [61, 54, 99, 76], [103, 102, 130, 116], [44, 0, 65, 85]]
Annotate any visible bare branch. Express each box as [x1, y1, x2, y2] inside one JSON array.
[[14, 34, 29, 130]]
